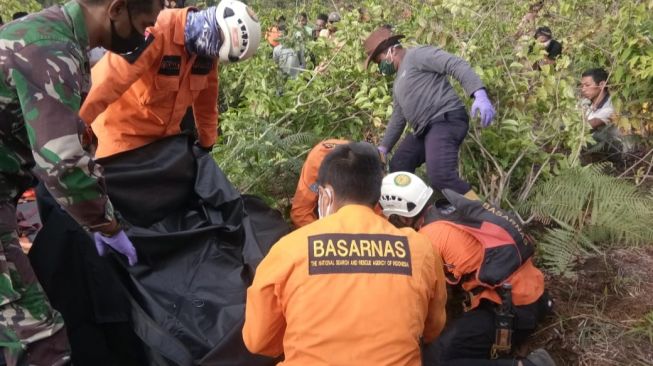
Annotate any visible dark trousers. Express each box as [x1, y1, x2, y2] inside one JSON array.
[[389, 108, 471, 194], [423, 295, 551, 366]]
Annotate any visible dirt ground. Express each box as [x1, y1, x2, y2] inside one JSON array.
[[524, 247, 653, 365]]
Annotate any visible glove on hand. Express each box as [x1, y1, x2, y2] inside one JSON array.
[[377, 145, 388, 155], [94, 230, 138, 266], [377, 146, 388, 165], [470, 89, 496, 127]]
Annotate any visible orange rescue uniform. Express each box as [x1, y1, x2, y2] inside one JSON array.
[[290, 139, 349, 228], [243, 205, 447, 366], [419, 221, 544, 310], [80, 8, 219, 158]]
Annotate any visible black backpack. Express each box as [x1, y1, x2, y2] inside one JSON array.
[[424, 189, 534, 289]]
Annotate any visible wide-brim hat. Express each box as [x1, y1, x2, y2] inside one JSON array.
[[363, 27, 405, 69]]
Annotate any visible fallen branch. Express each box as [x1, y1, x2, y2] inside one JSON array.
[[618, 147, 653, 178], [635, 153, 653, 187]]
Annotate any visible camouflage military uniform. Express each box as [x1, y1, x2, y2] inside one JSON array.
[[0, 2, 118, 364]]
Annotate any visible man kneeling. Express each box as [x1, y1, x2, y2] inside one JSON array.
[[243, 143, 447, 365], [380, 172, 556, 366]]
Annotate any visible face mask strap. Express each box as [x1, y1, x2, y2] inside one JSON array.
[[385, 44, 399, 62], [318, 186, 334, 219]]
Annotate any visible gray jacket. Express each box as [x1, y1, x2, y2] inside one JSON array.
[[273, 44, 305, 79], [380, 46, 485, 150]]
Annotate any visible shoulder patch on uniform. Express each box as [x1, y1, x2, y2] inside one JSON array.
[[309, 182, 319, 193], [119, 33, 155, 64], [321, 142, 336, 149], [158, 55, 181, 76], [191, 57, 213, 75], [307, 233, 412, 276]]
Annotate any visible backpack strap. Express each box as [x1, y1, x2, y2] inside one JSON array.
[[426, 189, 535, 288]]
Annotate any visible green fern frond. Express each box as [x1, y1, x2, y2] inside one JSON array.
[[538, 227, 584, 276], [524, 164, 653, 274]]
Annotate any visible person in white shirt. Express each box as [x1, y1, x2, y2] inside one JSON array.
[[580, 68, 616, 129], [579, 67, 622, 164]]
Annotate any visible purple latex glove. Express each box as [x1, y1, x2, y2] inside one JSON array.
[[94, 230, 138, 266], [471, 89, 496, 127], [377, 146, 388, 155], [377, 146, 388, 164]]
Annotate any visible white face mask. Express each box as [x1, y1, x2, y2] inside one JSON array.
[[318, 186, 334, 219]]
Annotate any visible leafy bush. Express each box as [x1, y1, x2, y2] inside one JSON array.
[[7, 0, 651, 274], [212, 0, 653, 274], [214, 5, 392, 207]]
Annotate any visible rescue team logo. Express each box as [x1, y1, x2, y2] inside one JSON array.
[[308, 233, 412, 276], [394, 174, 411, 187], [480, 201, 526, 241], [158, 55, 182, 76]]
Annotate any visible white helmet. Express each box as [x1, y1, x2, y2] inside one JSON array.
[[380, 172, 433, 218], [216, 0, 261, 63]]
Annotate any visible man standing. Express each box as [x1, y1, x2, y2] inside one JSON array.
[[363, 27, 496, 201], [0, 0, 163, 364], [80, 0, 261, 158], [244, 142, 447, 366], [379, 172, 555, 366]]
